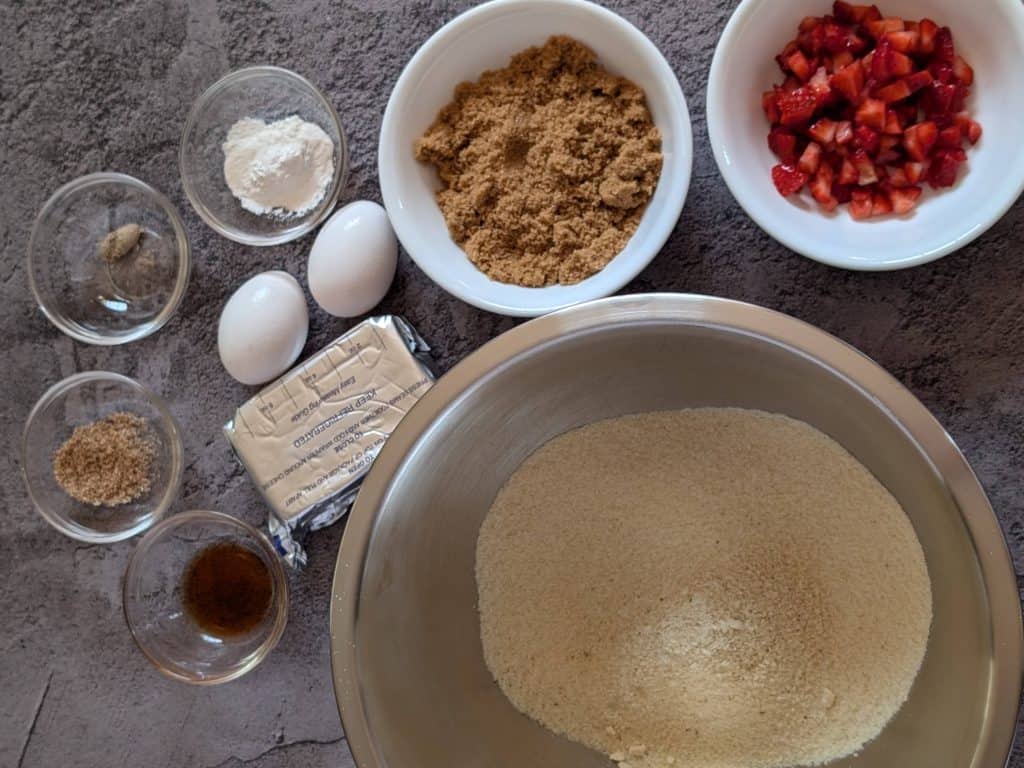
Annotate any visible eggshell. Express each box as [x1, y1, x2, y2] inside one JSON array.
[[218, 271, 308, 385], [308, 200, 397, 318]]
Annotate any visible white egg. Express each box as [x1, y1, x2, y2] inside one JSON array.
[[218, 271, 309, 386], [308, 200, 397, 318]]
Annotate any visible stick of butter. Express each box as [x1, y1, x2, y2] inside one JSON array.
[[224, 316, 433, 566]]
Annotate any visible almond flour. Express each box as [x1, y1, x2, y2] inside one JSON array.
[[475, 408, 932, 768]]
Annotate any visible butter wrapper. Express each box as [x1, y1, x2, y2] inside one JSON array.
[[224, 316, 434, 566]]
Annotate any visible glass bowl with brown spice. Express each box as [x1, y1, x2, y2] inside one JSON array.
[[21, 371, 184, 543], [123, 510, 289, 685]]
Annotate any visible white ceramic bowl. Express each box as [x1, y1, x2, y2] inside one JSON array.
[[379, 0, 692, 316], [707, 0, 1024, 271]]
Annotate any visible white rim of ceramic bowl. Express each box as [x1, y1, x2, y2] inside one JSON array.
[[21, 371, 184, 543], [123, 509, 290, 685], [27, 172, 192, 345], [179, 65, 349, 247], [706, 0, 1024, 271], [379, 0, 693, 316]]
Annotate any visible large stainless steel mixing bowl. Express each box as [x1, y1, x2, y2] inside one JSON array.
[[331, 294, 1022, 768]]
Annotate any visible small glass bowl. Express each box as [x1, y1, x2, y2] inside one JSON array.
[[27, 173, 191, 345], [22, 372, 183, 542], [123, 510, 289, 685], [180, 65, 348, 246]]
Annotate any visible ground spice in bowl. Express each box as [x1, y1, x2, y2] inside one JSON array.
[[414, 36, 663, 287], [53, 411, 156, 506]]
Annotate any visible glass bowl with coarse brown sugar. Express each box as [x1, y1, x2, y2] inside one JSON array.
[[21, 371, 184, 543]]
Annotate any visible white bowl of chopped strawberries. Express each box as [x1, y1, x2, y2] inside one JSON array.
[[707, 0, 1024, 270]]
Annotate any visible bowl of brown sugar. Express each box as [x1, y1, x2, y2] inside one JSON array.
[[379, 0, 692, 317], [21, 371, 184, 543]]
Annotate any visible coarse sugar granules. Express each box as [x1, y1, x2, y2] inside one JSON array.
[[53, 411, 156, 506]]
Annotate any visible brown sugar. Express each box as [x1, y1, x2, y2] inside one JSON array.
[[53, 411, 155, 506], [415, 36, 663, 287]]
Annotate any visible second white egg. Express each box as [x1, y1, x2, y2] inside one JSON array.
[[307, 200, 397, 318]]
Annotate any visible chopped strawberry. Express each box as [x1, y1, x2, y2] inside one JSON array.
[[810, 163, 839, 210], [904, 161, 926, 183], [823, 21, 869, 54], [903, 121, 938, 161], [885, 30, 920, 53], [953, 113, 982, 144], [950, 82, 969, 112], [851, 149, 879, 184], [872, 190, 894, 215], [952, 55, 974, 86], [849, 188, 874, 219], [835, 120, 855, 145], [799, 16, 821, 33], [918, 18, 939, 54], [886, 167, 910, 187], [798, 141, 824, 174], [865, 17, 906, 40], [937, 125, 962, 148], [875, 79, 911, 103], [762, 90, 780, 122], [839, 157, 859, 184], [832, 182, 854, 203], [853, 124, 881, 154], [807, 66, 834, 104], [888, 185, 923, 214], [926, 148, 965, 188], [786, 49, 813, 81], [777, 87, 819, 127], [855, 97, 887, 130], [808, 117, 839, 146], [772, 163, 811, 196], [882, 109, 903, 134], [768, 127, 800, 163], [871, 37, 914, 82], [782, 75, 803, 92], [933, 26, 956, 63], [833, 1, 882, 24], [920, 81, 956, 115], [876, 148, 902, 164], [831, 59, 866, 102], [832, 51, 855, 70]]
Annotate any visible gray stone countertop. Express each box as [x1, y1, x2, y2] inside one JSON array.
[[1, 1, 1021, 766]]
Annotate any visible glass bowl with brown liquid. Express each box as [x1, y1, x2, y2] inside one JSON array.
[[123, 510, 288, 684]]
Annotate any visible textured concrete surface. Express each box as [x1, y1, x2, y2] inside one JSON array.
[[1, 1, 1021, 766]]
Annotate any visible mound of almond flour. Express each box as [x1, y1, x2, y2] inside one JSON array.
[[475, 409, 932, 768]]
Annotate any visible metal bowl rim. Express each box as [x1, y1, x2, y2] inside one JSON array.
[[329, 293, 1023, 768]]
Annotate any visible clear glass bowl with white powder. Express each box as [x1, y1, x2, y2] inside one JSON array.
[[180, 66, 348, 246]]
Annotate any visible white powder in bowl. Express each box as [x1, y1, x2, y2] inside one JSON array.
[[476, 408, 932, 768], [222, 115, 335, 217]]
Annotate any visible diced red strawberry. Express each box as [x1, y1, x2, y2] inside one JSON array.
[[852, 149, 879, 184], [799, 25, 828, 57], [875, 79, 911, 103], [798, 141, 824, 174], [810, 163, 839, 210], [839, 157, 859, 184], [835, 120, 854, 145], [871, 37, 914, 82], [782, 76, 803, 92], [904, 161, 926, 183], [950, 82, 969, 113], [933, 26, 956, 63], [885, 30, 920, 53], [886, 167, 910, 187], [928, 62, 956, 85], [823, 21, 869, 54], [808, 118, 838, 146], [772, 163, 811, 196], [831, 60, 866, 102], [855, 97, 886, 130], [799, 16, 821, 32], [777, 87, 819, 127], [832, 182, 855, 203], [853, 124, 881, 154], [926, 148, 965, 188], [920, 81, 957, 115], [849, 188, 874, 219], [953, 113, 983, 144], [762, 90, 780, 122], [865, 17, 905, 39], [786, 49, 813, 81], [872, 191, 894, 215], [952, 55, 974, 86], [832, 1, 881, 24], [903, 121, 938, 161], [937, 125, 962, 148], [882, 109, 903, 135], [832, 51, 855, 71], [918, 18, 939, 54], [807, 66, 834, 104], [876, 148, 902, 164], [768, 127, 800, 164], [888, 185, 923, 214]]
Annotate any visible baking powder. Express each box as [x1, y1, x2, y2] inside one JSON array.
[[222, 115, 335, 217]]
